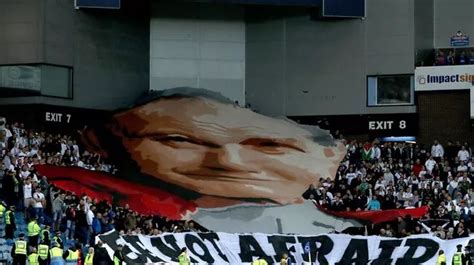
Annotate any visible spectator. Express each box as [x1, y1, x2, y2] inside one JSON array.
[[431, 140, 444, 161], [65, 203, 77, 240], [52, 192, 66, 231], [470, 50, 474, 64], [23, 177, 33, 219], [458, 146, 470, 162], [425, 156, 437, 174], [412, 159, 423, 177], [367, 195, 381, 211], [86, 205, 95, 245], [459, 51, 467, 64], [447, 50, 455, 65], [457, 161, 468, 172], [32, 187, 45, 224], [436, 50, 446, 65]]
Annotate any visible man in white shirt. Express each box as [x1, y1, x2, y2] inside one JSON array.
[[468, 157, 474, 173], [448, 176, 458, 196], [383, 168, 395, 185], [458, 146, 470, 162], [4, 126, 12, 147], [10, 145, 20, 157], [372, 144, 381, 160], [425, 156, 437, 174], [346, 170, 357, 185], [19, 165, 30, 179], [60, 139, 68, 156], [431, 140, 444, 161], [86, 205, 95, 245], [72, 140, 80, 157], [32, 187, 45, 224], [457, 161, 468, 172], [23, 178, 33, 215]]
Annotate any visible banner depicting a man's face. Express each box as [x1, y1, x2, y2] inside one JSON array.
[[33, 88, 429, 234], [96, 89, 345, 207]]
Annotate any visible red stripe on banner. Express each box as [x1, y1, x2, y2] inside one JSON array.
[[35, 165, 197, 219], [35, 165, 428, 224], [316, 203, 429, 224]]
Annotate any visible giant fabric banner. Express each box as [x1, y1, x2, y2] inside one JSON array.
[[34, 87, 425, 234], [97, 230, 473, 264], [36, 164, 428, 234]]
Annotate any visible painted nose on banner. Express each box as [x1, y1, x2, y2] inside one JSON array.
[[203, 144, 251, 172]]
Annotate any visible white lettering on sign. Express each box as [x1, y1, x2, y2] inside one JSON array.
[[399, 120, 406, 129], [368, 121, 394, 130], [45, 112, 71, 123], [369, 120, 407, 130]]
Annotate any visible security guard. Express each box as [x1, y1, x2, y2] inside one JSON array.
[[52, 230, 64, 249], [464, 245, 472, 265], [5, 205, 16, 239], [280, 253, 291, 265], [0, 201, 6, 223], [84, 247, 95, 265], [436, 249, 446, 265], [453, 244, 463, 265], [113, 244, 126, 265], [27, 216, 41, 248], [49, 242, 64, 265], [11, 233, 28, 265], [28, 247, 40, 265], [94, 240, 112, 265], [39, 224, 51, 246], [37, 239, 50, 265], [178, 247, 190, 265], [252, 256, 269, 265], [63, 243, 80, 265]]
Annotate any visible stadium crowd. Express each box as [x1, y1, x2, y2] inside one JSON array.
[[1, 120, 474, 263], [0, 122, 206, 264], [305, 139, 474, 239], [434, 49, 474, 66]]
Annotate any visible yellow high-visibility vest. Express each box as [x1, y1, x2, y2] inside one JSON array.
[[436, 253, 446, 265], [27, 220, 41, 237], [28, 253, 39, 265], [14, 240, 27, 255], [114, 255, 121, 265], [85, 253, 94, 265], [453, 252, 462, 265], [252, 259, 268, 265], [5, 210, 12, 225], [178, 252, 190, 265], [50, 247, 63, 258], [40, 229, 50, 241], [38, 244, 49, 260], [66, 249, 79, 264], [53, 235, 62, 246], [0, 204, 5, 218]]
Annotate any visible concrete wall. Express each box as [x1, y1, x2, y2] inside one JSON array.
[[434, 0, 474, 48], [0, 0, 150, 110], [415, 0, 434, 51], [149, 2, 246, 104], [0, 0, 44, 63], [246, 0, 417, 116]]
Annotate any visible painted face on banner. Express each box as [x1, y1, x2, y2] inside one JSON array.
[[108, 96, 345, 205]]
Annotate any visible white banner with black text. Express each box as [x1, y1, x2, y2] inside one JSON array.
[[97, 230, 473, 264]]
